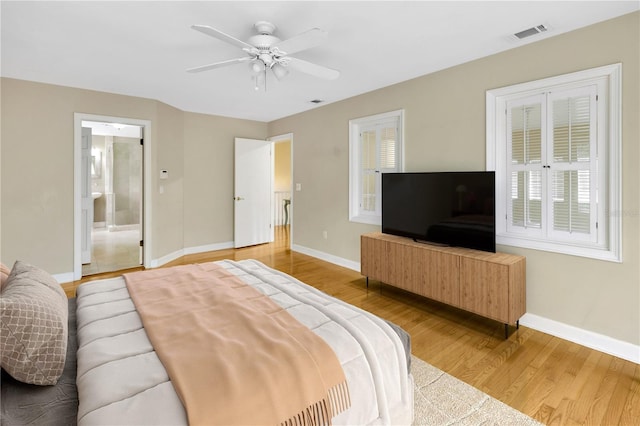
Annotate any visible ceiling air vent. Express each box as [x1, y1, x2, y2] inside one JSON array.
[[514, 24, 549, 40]]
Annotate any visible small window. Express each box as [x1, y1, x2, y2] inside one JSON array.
[[349, 110, 404, 225], [487, 64, 621, 261]]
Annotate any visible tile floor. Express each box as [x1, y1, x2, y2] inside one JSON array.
[[82, 227, 142, 276]]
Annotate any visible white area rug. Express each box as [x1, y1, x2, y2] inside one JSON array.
[[411, 355, 543, 425]]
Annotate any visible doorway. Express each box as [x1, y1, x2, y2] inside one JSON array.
[[82, 121, 143, 275], [270, 134, 293, 247], [233, 134, 293, 249], [73, 114, 152, 280]]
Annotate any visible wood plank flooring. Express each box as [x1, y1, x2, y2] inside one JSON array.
[[66, 226, 640, 425]]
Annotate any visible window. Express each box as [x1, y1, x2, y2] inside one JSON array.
[[487, 64, 621, 261], [349, 110, 404, 225]]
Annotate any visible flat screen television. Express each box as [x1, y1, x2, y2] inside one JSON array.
[[382, 171, 496, 252]]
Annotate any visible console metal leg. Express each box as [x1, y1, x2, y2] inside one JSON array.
[[505, 321, 520, 339]]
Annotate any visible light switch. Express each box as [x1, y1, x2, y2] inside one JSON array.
[[296, 183, 301, 191]]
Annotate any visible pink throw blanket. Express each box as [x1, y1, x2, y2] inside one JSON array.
[[124, 262, 350, 425]]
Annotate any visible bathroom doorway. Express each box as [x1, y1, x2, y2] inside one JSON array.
[[81, 120, 144, 276]]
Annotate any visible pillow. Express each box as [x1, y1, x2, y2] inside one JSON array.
[[0, 261, 69, 385], [0, 263, 10, 290]]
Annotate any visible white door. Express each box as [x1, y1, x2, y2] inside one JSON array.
[[234, 138, 272, 248], [81, 127, 93, 264]]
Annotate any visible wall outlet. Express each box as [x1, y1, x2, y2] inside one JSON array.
[[322, 230, 328, 239]]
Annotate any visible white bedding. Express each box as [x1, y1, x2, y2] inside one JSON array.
[[75, 259, 413, 425]]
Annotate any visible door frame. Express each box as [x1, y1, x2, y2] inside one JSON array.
[[80, 126, 93, 264], [73, 113, 152, 280], [269, 133, 293, 247]]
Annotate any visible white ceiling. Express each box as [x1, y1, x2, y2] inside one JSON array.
[[2, 1, 637, 122]]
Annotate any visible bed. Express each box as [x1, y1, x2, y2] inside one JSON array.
[[1, 259, 413, 425]]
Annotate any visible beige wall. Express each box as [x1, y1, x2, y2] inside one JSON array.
[[274, 140, 291, 193], [152, 101, 185, 259], [0, 79, 268, 273], [1, 79, 159, 273], [182, 112, 268, 249], [269, 12, 640, 346]]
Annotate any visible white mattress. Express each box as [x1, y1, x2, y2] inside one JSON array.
[[75, 259, 413, 425]]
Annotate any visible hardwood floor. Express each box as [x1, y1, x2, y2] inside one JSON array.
[[66, 226, 640, 425]]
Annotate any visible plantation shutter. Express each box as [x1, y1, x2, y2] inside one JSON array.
[[505, 87, 598, 243], [506, 94, 545, 236], [489, 64, 619, 260], [379, 125, 398, 174], [548, 86, 598, 242], [359, 119, 399, 217], [360, 129, 377, 213]]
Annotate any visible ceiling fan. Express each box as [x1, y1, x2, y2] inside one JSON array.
[[187, 21, 340, 90]]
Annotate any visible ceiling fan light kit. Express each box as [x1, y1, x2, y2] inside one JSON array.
[[271, 63, 289, 80], [188, 20, 339, 91], [251, 61, 265, 73]]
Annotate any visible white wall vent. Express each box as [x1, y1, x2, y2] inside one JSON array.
[[513, 24, 549, 40]]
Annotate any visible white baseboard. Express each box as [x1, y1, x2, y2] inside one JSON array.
[[53, 272, 75, 284], [151, 241, 235, 268], [150, 249, 183, 268], [183, 241, 234, 256], [520, 313, 639, 364], [291, 244, 361, 272]]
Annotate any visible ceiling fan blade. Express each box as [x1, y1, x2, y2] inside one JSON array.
[[187, 57, 253, 73], [191, 24, 255, 51], [272, 28, 328, 55], [287, 57, 340, 80]]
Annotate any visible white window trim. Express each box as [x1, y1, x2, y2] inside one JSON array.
[[486, 63, 622, 262], [349, 109, 405, 225]]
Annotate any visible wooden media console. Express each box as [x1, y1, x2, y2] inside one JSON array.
[[361, 232, 526, 337]]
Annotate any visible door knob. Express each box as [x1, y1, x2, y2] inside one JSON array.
[[234, 196, 245, 201]]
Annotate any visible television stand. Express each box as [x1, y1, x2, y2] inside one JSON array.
[[361, 232, 526, 338]]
